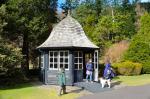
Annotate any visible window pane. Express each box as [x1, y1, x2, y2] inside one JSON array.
[[65, 58, 68, 63], [60, 52, 63, 56], [54, 58, 57, 62], [74, 52, 78, 57], [50, 58, 53, 62], [95, 52, 98, 57], [60, 58, 63, 62], [95, 58, 98, 62], [41, 59, 43, 63], [50, 52, 53, 56], [74, 58, 78, 63], [79, 52, 82, 57], [54, 52, 57, 57], [54, 64, 57, 68], [65, 52, 68, 56], [75, 64, 78, 69], [79, 64, 82, 69], [65, 64, 68, 69], [95, 64, 97, 69], [60, 64, 63, 68], [79, 58, 82, 63], [41, 63, 43, 67], [50, 64, 53, 68]]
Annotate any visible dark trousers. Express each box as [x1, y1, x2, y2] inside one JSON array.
[[58, 85, 66, 95]]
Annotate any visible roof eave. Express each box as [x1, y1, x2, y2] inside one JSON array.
[[36, 46, 99, 50]]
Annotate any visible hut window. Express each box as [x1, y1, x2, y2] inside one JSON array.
[[41, 53, 44, 68], [74, 51, 83, 70], [49, 51, 58, 70], [49, 51, 69, 70], [59, 51, 69, 70]]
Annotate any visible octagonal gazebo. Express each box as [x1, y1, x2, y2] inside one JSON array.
[[37, 15, 99, 85]]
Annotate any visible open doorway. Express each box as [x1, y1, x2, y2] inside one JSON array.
[[83, 50, 99, 81]]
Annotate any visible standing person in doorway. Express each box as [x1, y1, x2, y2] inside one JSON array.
[[57, 67, 67, 96], [86, 59, 93, 83]]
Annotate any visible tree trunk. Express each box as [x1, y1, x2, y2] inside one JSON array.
[[21, 32, 29, 76]]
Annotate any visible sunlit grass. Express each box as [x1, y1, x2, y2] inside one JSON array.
[[0, 84, 80, 99], [114, 74, 150, 86]]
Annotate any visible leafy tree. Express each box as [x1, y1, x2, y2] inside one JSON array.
[[92, 9, 136, 57], [124, 12, 150, 73], [93, 11, 135, 42]]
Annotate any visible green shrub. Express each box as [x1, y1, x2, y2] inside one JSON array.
[[0, 40, 26, 85], [142, 61, 150, 74], [112, 61, 142, 76]]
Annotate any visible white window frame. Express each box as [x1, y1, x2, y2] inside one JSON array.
[[59, 51, 69, 70], [49, 50, 69, 70], [41, 53, 44, 69], [94, 50, 98, 69], [74, 51, 83, 70]]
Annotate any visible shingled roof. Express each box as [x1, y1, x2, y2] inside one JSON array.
[[37, 15, 99, 49]]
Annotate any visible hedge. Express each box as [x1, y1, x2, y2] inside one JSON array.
[[112, 61, 142, 76]]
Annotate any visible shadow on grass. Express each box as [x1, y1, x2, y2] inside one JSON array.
[[0, 80, 43, 90], [68, 87, 84, 94], [111, 81, 122, 88]]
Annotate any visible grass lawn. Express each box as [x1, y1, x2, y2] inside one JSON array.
[[1, 74, 150, 99], [0, 83, 81, 99], [114, 74, 150, 86]]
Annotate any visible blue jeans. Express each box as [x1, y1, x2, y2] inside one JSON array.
[[86, 71, 93, 81]]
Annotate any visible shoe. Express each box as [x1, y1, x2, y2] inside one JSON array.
[[90, 81, 94, 83], [58, 94, 61, 96], [64, 92, 68, 94]]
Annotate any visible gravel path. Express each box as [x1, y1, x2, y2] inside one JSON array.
[[78, 84, 150, 99]]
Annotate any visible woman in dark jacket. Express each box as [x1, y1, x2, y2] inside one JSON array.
[[103, 61, 115, 80]]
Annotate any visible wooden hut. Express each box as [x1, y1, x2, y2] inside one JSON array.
[[37, 15, 99, 85]]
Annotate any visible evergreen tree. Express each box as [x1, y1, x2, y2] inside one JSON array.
[[61, 0, 80, 15], [2, 0, 58, 75], [124, 13, 150, 73]]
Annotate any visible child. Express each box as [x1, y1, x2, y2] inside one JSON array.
[[57, 67, 66, 96], [86, 59, 93, 83]]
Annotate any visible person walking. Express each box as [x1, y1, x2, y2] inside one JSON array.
[[57, 67, 66, 96], [103, 60, 115, 80], [86, 59, 93, 83]]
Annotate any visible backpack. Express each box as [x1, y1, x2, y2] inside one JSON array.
[[107, 69, 111, 75], [105, 69, 111, 79]]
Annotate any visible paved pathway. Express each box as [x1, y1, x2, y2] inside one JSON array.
[[74, 81, 112, 93], [78, 84, 150, 99]]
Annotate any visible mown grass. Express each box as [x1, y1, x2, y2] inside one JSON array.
[[0, 83, 80, 99], [114, 74, 150, 86], [1, 74, 150, 99]]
